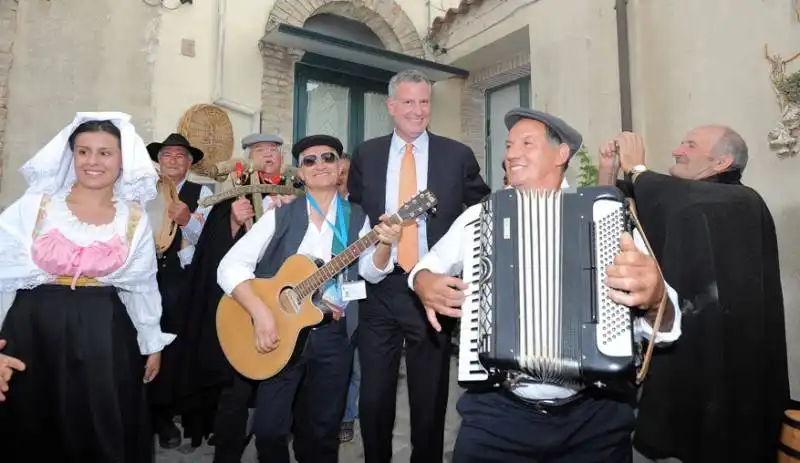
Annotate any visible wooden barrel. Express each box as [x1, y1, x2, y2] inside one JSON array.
[[779, 403, 800, 462]]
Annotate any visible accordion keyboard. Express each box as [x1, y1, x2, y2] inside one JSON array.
[[458, 219, 488, 383]]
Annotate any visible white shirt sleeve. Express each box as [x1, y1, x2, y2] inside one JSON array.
[[117, 288, 175, 355], [631, 229, 682, 346], [111, 210, 176, 355], [217, 208, 277, 296], [357, 217, 395, 284], [178, 245, 195, 268], [407, 204, 481, 290], [180, 185, 214, 246]]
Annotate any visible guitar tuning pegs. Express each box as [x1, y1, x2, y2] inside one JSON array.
[[429, 206, 438, 216]]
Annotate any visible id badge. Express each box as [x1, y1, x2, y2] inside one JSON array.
[[341, 280, 367, 301]]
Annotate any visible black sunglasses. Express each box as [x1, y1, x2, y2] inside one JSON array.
[[300, 151, 338, 167]]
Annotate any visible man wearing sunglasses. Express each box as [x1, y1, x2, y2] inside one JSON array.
[[217, 134, 402, 463], [175, 132, 300, 458]]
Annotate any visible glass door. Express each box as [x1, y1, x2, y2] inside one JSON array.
[[293, 61, 392, 159], [363, 91, 393, 140], [485, 78, 531, 190], [305, 80, 351, 150]]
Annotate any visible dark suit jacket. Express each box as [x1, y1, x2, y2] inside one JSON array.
[[348, 132, 490, 247]]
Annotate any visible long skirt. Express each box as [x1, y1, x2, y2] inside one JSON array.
[[0, 284, 153, 462]]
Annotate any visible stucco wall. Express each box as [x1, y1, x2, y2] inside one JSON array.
[[629, 0, 800, 393], [0, 0, 159, 207], [0, 0, 434, 201], [151, 0, 429, 165]]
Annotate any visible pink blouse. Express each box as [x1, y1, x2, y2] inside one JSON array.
[[29, 194, 129, 289], [31, 229, 127, 289]]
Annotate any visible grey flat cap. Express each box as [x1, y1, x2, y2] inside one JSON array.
[[242, 133, 283, 149], [504, 108, 583, 157]]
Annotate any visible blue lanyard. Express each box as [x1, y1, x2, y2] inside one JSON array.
[[306, 193, 348, 250]]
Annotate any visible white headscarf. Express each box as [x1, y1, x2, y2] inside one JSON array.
[[19, 112, 158, 204]]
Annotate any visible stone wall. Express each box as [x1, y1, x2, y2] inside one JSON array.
[[259, 42, 301, 163], [0, 0, 161, 207], [0, 0, 18, 192], [460, 85, 485, 165]]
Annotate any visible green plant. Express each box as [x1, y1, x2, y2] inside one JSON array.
[[575, 144, 598, 187]]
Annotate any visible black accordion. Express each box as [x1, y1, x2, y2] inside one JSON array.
[[457, 186, 640, 390]]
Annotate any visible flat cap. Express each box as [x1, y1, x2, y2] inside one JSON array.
[[504, 108, 583, 158], [291, 134, 344, 159], [242, 133, 283, 150]]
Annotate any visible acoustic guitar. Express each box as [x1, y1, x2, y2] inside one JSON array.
[[216, 190, 439, 380]]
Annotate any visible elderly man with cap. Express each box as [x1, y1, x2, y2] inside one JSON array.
[[241, 132, 288, 183], [216, 133, 399, 463], [408, 108, 683, 462], [173, 132, 299, 452], [145, 132, 212, 448]]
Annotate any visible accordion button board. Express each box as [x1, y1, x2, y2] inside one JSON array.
[[458, 186, 637, 391]]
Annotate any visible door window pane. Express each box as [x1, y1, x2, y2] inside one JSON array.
[[488, 83, 521, 189], [363, 92, 393, 140], [305, 80, 350, 149]]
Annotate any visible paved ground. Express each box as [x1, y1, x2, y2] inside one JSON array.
[[157, 357, 462, 463]]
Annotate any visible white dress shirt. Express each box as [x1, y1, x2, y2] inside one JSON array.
[[407, 184, 683, 400], [218, 196, 395, 304], [384, 131, 430, 262], [175, 180, 213, 268]]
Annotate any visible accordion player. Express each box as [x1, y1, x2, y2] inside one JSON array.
[[458, 185, 652, 392]]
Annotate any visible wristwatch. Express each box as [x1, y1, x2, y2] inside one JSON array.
[[629, 164, 649, 182]]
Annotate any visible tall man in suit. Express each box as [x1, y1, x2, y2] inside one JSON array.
[[347, 69, 491, 462]]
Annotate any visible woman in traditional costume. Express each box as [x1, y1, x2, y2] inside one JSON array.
[[0, 112, 175, 462]]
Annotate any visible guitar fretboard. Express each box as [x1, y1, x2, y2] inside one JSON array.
[[294, 229, 380, 299]]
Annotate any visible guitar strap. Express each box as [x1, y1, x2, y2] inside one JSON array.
[[626, 197, 669, 386]]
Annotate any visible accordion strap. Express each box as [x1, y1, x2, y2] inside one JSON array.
[[626, 198, 669, 385]]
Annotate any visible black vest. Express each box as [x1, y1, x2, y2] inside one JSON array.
[[158, 180, 203, 276], [253, 194, 366, 338]]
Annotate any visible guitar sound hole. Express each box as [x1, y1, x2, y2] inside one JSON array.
[[278, 287, 301, 315]]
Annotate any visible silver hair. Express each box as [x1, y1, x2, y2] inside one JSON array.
[[711, 126, 748, 172], [246, 143, 281, 158], [388, 69, 431, 98]]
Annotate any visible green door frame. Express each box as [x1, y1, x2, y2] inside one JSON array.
[[293, 54, 392, 164], [484, 77, 531, 187]]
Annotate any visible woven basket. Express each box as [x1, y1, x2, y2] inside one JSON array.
[[177, 104, 235, 178]]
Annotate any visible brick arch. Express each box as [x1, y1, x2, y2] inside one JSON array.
[[266, 0, 425, 58], [260, 0, 425, 158]]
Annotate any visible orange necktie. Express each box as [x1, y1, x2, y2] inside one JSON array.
[[397, 143, 419, 272]]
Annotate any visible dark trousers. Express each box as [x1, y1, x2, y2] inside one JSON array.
[[150, 270, 184, 435], [453, 389, 636, 463], [359, 271, 454, 463], [213, 373, 257, 463], [253, 320, 352, 463]]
